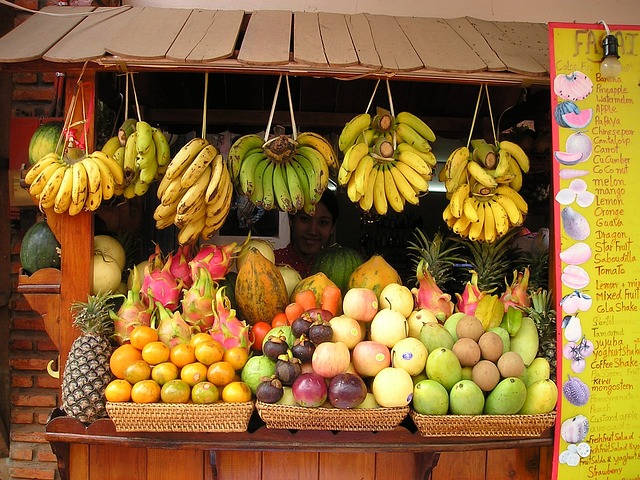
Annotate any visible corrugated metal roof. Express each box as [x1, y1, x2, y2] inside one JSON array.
[[0, 5, 549, 85]]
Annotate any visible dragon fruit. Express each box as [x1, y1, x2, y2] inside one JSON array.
[[110, 266, 152, 344], [411, 259, 454, 322], [141, 250, 183, 311], [454, 270, 484, 316], [168, 244, 194, 288], [181, 266, 217, 331], [155, 302, 194, 348], [500, 268, 531, 312], [189, 242, 240, 281], [209, 287, 252, 352]]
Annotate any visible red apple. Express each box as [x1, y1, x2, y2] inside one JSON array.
[[342, 287, 379, 322], [351, 340, 391, 377], [311, 341, 350, 378]]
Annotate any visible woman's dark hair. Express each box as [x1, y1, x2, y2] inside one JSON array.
[[320, 188, 339, 223]]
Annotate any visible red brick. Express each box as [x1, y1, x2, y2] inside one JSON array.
[[10, 446, 33, 461], [36, 338, 58, 351], [13, 85, 56, 102], [35, 411, 54, 425], [10, 429, 47, 444], [11, 374, 34, 388], [11, 410, 34, 424], [12, 295, 42, 312], [12, 392, 57, 408], [41, 72, 58, 83], [10, 338, 33, 351], [10, 357, 50, 371], [35, 375, 60, 390], [9, 464, 56, 480], [12, 313, 45, 328], [13, 72, 37, 84], [36, 448, 57, 463]]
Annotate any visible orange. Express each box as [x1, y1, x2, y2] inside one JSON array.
[[151, 362, 180, 386], [142, 341, 171, 366], [206, 361, 236, 387], [191, 382, 219, 404], [123, 359, 152, 384], [223, 346, 249, 371], [190, 332, 215, 347], [129, 325, 159, 350], [194, 340, 224, 366], [221, 381, 252, 403], [160, 379, 191, 403], [169, 343, 196, 368], [130, 379, 161, 403], [104, 379, 132, 402], [180, 362, 209, 387], [110, 344, 143, 379]]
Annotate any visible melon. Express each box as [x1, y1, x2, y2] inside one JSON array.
[[565, 132, 592, 162], [311, 244, 363, 295], [553, 101, 580, 128], [554, 151, 584, 166], [20, 221, 61, 275], [561, 109, 592, 129], [28, 121, 64, 165]]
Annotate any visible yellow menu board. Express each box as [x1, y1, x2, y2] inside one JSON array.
[[550, 22, 640, 479]]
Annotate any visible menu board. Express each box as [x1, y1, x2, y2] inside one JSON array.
[[549, 22, 640, 479]]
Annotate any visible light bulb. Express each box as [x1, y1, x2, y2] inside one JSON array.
[[600, 56, 622, 78]]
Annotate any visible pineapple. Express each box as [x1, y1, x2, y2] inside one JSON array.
[[407, 229, 464, 290], [61, 292, 116, 424], [522, 289, 557, 382]]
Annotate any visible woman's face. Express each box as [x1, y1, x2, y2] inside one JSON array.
[[289, 201, 335, 258]]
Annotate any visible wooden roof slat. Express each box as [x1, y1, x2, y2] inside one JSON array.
[[293, 12, 328, 66], [345, 13, 381, 70], [466, 17, 547, 75], [0, 6, 95, 63], [365, 14, 424, 72], [166, 10, 244, 63], [443, 17, 506, 72], [238, 10, 292, 65], [105, 7, 191, 59], [318, 13, 358, 67], [396, 16, 487, 73], [43, 7, 131, 63], [494, 21, 550, 73]]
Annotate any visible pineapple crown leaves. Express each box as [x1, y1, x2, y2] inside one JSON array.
[[407, 228, 465, 289], [70, 291, 117, 337]]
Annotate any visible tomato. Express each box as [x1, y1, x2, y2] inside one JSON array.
[[250, 322, 272, 352], [271, 312, 289, 328]]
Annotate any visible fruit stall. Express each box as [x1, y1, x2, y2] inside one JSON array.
[[1, 5, 561, 480]]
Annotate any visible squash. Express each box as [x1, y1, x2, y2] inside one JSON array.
[[234, 247, 288, 325], [290, 272, 338, 308], [19, 221, 61, 275], [28, 121, 64, 165], [311, 244, 363, 296], [348, 254, 401, 299]]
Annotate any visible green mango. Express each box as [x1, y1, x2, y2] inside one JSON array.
[[523, 357, 551, 387], [509, 316, 539, 366], [519, 379, 558, 414], [449, 379, 485, 415], [484, 377, 527, 414]]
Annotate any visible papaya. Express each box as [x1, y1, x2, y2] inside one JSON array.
[[347, 254, 401, 299], [290, 272, 338, 308]]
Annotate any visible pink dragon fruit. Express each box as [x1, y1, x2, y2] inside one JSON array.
[[454, 270, 485, 316], [155, 302, 194, 348], [141, 251, 184, 311], [500, 268, 531, 312], [181, 266, 217, 332], [110, 266, 153, 344], [168, 244, 194, 288], [411, 259, 454, 322], [209, 287, 252, 352], [189, 242, 241, 281]]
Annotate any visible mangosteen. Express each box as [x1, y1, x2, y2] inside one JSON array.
[[263, 335, 289, 361], [275, 351, 302, 386], [291, 334, 316, 363], [308, 319, 333, 345], [291, 313, 313, 338], [256, 375, 284, 404]]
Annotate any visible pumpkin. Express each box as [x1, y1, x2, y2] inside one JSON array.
[[234, 247, 288, 325], [348, 255, 401, 299], [19, 221, 61, 275], [28, 121, 64, 165], [311, 244, 363, 296], [290, 272, 338, 307]]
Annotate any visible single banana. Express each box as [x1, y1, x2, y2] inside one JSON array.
[[153, 199, 179, 223], [452, 214, 471, 237], [38, 164, 67, 210], [28, 162, 64, 197], [468, 201, 486, 242], [176, 165, 211, 216], [449, 183, 470, 219], [396, 149, 431, 177], [181, 144, 218, 189], [204, 154, 228, 204], [495, 185, 528, 215], [499, 140, 530, 173], [337, 163, 353, 186], [284, 160, 305, 212], [339, 141, 369, 176], [482, 199, 496, 243], [247, 156, 269, 207], [338, 113, 372, 153], [24, 153, 63, 185], [297, 145, 329, 200], [177, 215, 206, 245], [442, 202, 456, 226], [389, 163, 419, 206], [394, 160, 429, 194], [53, 166, 74, 214], [91, 150, 125, 186], [358, 165, 379, 212], [137, 143, 158, 185], [101, 136, 122, 157], [152, 128, 171, 166], [202, 188, 232, 240], [289, 158, 314, 214], [372, 165, 388, 215], [164, 137, 209, 181], [261, 161, 276, 210], [494, 193, 524, 226], [133, 177, 150, 197], [238, 150, 268, 196], [494, 148, 512, 179], [135, 120, 153, 155], [113, 146, 126, 169], [273, 162, 294, 213], [489, 198, 510, 237], [123, 131, 139, 185], [444, 146, 470, 183], [462, 196, 480, 223], [175, 201, 206, 229], [205, 176, 232, 222], [396, 142, 437, 167], [296, 132, 339, 178], [467, 161, 498, 188], [81, 156, 102, 195], [394, 123, 431, 153], [507, 154, 524, 191], [346, 170, 362, 203], [353, 154, 374, 196], [395, 111, 436, 143], [91, 154, 116, 201], [227, 134, 264, 184], [84, 179, 103, 212], [355, 128, 377, 147], [69, 161, 88, 216], [206, 165, 232, 211], [160, 175, 187, 207]]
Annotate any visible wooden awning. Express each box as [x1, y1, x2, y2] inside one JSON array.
[[0, 5, 550, 85]]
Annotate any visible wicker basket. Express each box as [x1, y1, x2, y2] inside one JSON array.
[[106, 401, 254, 432], [410, 410, 556, 437], [256, 401, 409, 431]]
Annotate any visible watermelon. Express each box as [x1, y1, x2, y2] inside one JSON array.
[[20, 221, 61, 275], [554, 101, 580, 128], [28, 121, 64, 165], [311, 244, 364, 296], [561, 109, 593, 129]]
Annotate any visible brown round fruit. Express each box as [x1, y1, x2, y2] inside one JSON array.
[[452, 337, 481, 367], [497, 351, 525, 378], [471, 360, 501, 392], [455, 315, 485, 342], [477, 331, 504, 362]]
